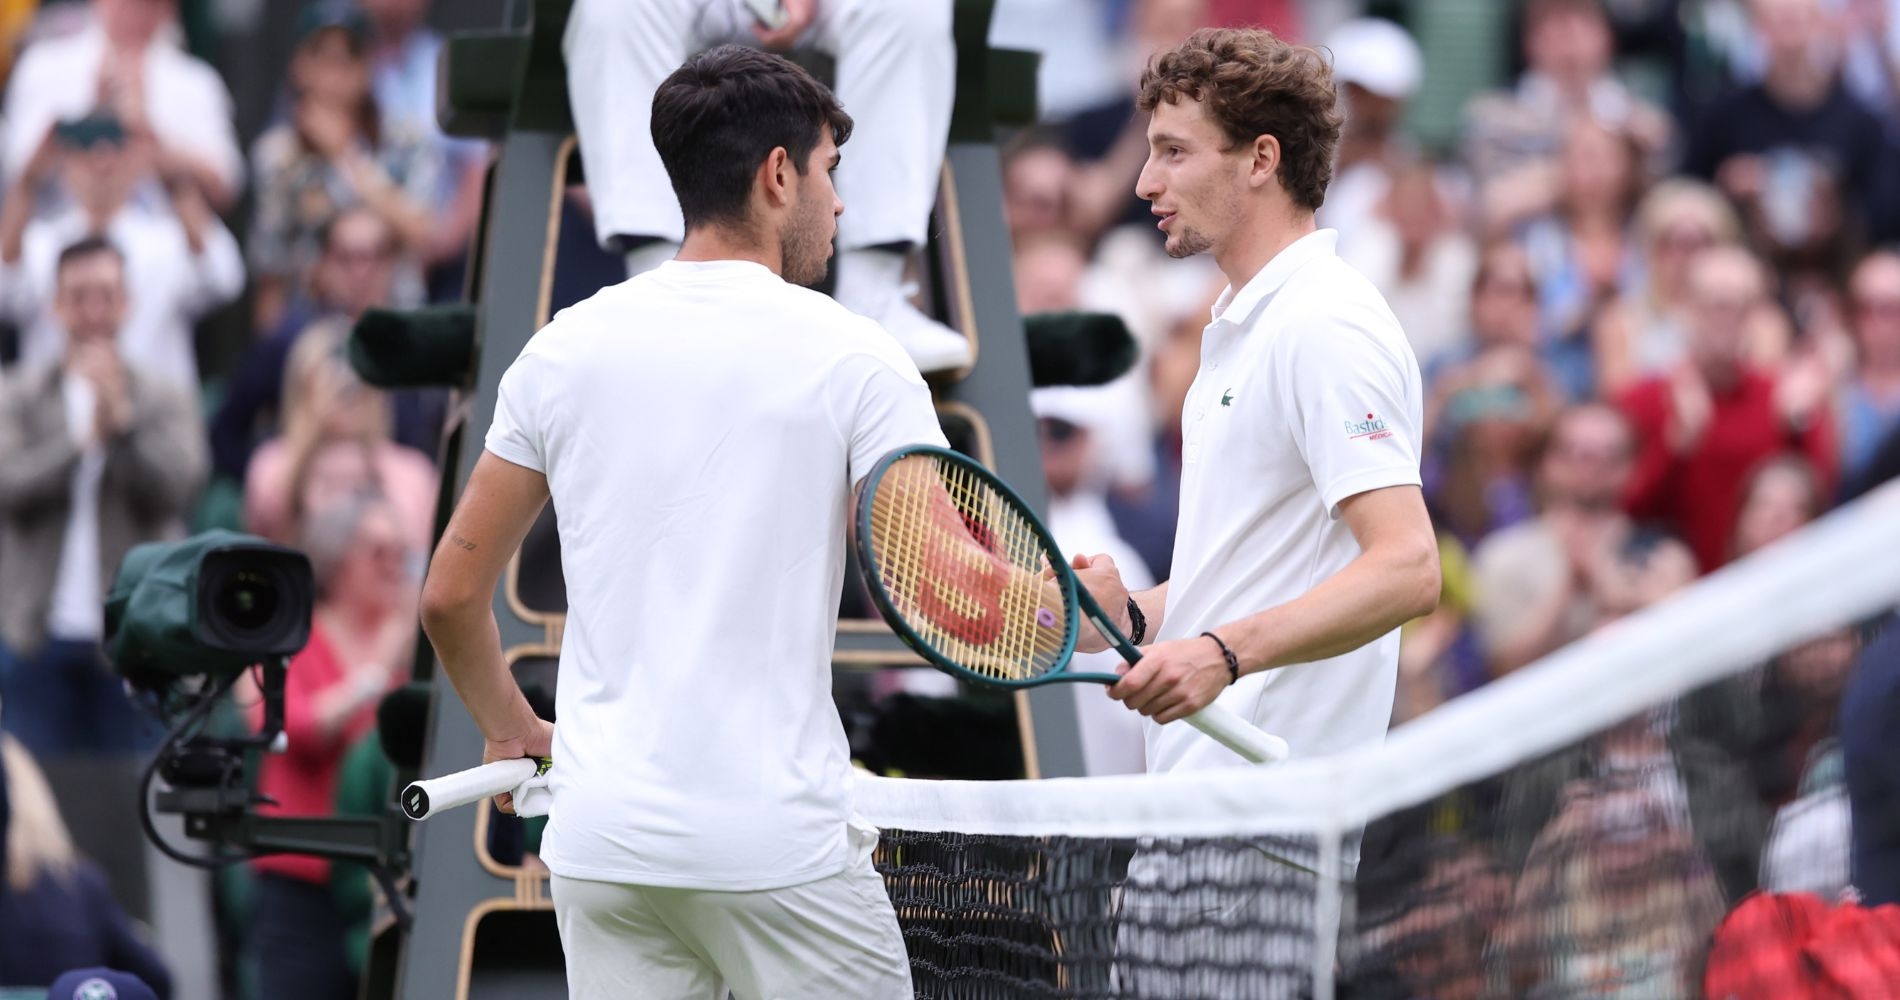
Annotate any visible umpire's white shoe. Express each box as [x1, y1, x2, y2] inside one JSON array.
[[833, 249, 974, 374]]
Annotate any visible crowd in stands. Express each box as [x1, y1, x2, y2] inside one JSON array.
[[0, 0, 471, 996], [0, 0, 1893, 996]]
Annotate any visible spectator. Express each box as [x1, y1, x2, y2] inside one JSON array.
[[0, 736, 173, 997], [212, 208, 426, 487], [1592, 180, 1748, 396], [0, 114, 243, 391], [1317, 17, 1425, 256], [1463, 0, 1673, 185], [358, 0, 486, 292], [1344, 158, 1478, 366], [0, 236, 205, 758], [1032, 388, 1156, 775], [1472, 404, 1643, 678], [1426, 344, 1554, 546], [1495, 119, 1647, 399], [1618, 245, 1835, 573], [1730, 453, 1826, 560], [247, 497, 414, 1000], [1001, 132, 1078, 246], [1495, 783, 1728, 998], [248, 9, 439, 334], [562, 0, 972, 372], [241, 322, 436, 551], [1, 0, 242, 210], [1423, 241, 1542, 381], [1758, 626, 1863, 808], [1838, 250, 1900, 485], [1684, 0, 1891, 250], [1013, 231, 1088, 314]]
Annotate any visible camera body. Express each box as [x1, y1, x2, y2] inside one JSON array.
[[105, 530, 314, 694]]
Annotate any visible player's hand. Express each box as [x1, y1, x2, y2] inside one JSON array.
[[483, 717, 554, 815], [1108, 635, 1230, 724], [1070, 552, 1129, 653], [753, 0, 817, 49]]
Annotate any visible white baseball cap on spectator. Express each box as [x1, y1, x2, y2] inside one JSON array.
[[1324, 18, 1424, 101]]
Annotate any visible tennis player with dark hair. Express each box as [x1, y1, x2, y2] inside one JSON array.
[[419, 45, 940, 998], [1082, 26, 1440, 772]]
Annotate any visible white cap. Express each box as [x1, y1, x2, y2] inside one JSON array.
[[1030, 386, 1119, 432], [1324, 18, 1423, 101]]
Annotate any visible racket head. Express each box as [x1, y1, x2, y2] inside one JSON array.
[[855, 446, 1112, 688]]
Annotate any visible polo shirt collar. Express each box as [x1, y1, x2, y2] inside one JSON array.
[[1210, 228, 1339, 327]]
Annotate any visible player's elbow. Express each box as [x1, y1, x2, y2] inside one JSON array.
[[419, 567, 483, 638], [1390, 534, 1442, 623]]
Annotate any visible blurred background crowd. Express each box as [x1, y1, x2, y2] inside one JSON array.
[[0, 0, 1891, 997]]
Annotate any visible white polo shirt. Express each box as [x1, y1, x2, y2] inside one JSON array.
[[485, 259, 946, 891], [1148, 229, 1423, 773]]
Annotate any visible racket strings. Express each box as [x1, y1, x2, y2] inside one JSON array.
[[868, 456, 1068, 681]]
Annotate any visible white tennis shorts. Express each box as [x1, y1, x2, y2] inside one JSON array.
[[551, 860, 912, 999]]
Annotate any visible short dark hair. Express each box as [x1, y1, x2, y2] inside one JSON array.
[[1138, 28, 1343, 213], [649, 45, 854, 231], [55, 235, 123, 280]]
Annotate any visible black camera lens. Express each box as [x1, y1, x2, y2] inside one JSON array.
[[214, 570, 281, 635], [195, 545, 314, 660]]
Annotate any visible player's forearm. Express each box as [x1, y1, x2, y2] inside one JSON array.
[[1221, 543, 1439, 676], [420, 600, 539, 741]]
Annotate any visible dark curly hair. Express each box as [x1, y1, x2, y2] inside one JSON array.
[[1137, 28, 1343, 213], [651, 45, 854, 231]]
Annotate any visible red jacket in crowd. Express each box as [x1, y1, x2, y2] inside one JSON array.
[[1617, 369, 1836, 574]]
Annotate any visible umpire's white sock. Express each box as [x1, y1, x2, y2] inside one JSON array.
[[832, 247, 972, 374], [624, 240, 680, 278]]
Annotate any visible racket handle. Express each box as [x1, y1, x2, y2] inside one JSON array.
[[402, 758, 542, 820], [1185, 703, 1291, 764]]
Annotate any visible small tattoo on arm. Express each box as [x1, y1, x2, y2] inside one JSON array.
[[451, 533, 478, 551]]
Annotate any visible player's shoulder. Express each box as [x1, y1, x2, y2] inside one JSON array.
[[772, 285, 926, 375], [1275, 259, 1411, 359]]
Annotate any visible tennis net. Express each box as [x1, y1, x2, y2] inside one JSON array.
[[854, 481, 1900, 999]]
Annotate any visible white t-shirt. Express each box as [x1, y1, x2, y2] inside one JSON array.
[[47, 373, 106, 641], [1149, 229, 1423, 773], [485, 259, 945, 891]]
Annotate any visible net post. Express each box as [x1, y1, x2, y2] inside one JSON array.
[[1313, 826, 1343, 1000]]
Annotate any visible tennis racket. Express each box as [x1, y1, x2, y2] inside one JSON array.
[[853, 445, 1290, 764], [401, 756, 551, 820]]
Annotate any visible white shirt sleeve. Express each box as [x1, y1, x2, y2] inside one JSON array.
[[2, 48, 62, 182], [834, 334, 948, 487], [1282, 307, 1424, 517], [485, 349, 548, 473], [175, 215, 246, 318]]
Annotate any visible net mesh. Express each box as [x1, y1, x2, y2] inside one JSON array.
[[864, 453, 1071, 681], [855, 484, 1900, 999]]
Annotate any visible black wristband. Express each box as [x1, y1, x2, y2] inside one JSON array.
[[1201, 631, 1241, 685], [1125, 596, 1147, 645]]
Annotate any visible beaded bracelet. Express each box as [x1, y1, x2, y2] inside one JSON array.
[[1125, 596, 1147, 645]]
